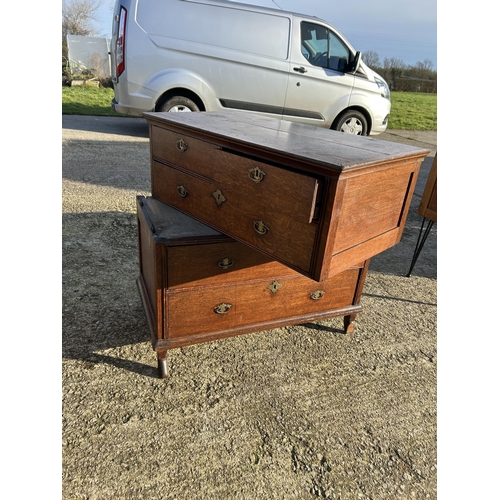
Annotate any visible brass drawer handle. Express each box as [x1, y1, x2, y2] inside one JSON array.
[[248, 166, 266, 183], [176, 138, 188, 152], [214, 303, 232, 314], [310, 290, 325, 300], [177, 185, 188, 197], [253, 220, 269, 235], [218, 257, 234, 270]]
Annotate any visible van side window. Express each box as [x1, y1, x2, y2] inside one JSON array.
[[301, 22, 350, 73]]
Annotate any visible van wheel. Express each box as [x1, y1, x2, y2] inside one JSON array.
[[160, 96, 200, 113], [333, 110, 368, 135]]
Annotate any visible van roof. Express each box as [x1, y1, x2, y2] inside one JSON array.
[[181, 0, 319, 22]]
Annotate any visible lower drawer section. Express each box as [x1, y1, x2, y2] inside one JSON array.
[[165, 268, 363, 339], [136, 195, 369, 378]]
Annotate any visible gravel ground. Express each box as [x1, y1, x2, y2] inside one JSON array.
[[62, 116, 437, 500]]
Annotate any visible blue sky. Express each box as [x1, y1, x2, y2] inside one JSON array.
[[94, 0, 437, 69]]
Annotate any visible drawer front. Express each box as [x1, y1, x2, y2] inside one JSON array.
[[165, 266, 361, 338], [213, 149, 320, 222], [167, 240, 296, 289], [150, 125, 217, 180], [152, 160, 318, 274]]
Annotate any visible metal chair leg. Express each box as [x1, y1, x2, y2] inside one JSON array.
[[406, 218, 434, 277]]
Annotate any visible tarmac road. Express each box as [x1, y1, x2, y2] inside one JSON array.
[[62, 114, 437, 500]]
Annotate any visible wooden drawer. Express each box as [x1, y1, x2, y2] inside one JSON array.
[[166, 240, 294, 289], [136, 196, 369, 378], [150, 125, 217, 180], [166, 267, 363, 339], [146, 112, 430, 281], [213, 148, 321, 222]]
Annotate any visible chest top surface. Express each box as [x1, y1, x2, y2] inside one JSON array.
[[144, 111, 430, 173]]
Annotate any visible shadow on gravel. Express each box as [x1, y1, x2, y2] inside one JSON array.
[[62, 210, 159, 377], [300, 323, 347, 335], [362, 293, 437, 307], [75, 352, 158, 379], [367, 193, 437, 280]]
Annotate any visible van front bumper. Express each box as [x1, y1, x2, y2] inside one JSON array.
[[368, 114, 389, 135]]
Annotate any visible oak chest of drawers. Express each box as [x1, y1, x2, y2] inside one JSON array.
[[144, 111, 430, 281], [136, 196, 369, 378]]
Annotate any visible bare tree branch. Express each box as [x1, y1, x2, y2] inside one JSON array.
[[62, 0, 103, 59]]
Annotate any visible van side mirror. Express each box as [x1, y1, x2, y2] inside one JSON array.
[[349, 51, 362, 73]]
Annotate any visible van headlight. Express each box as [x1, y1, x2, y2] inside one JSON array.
[[375, 77, 390, 100]]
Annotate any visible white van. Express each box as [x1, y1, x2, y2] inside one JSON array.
[[110, 0, 391, 135]]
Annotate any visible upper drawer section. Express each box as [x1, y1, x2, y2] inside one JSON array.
[[151, 124, 321, 224], [146, 113, 430, 281]]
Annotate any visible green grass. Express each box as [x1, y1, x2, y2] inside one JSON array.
[[62, 86, 123, 117], [62, 85, 437, 130], [388, 92, 437, 130]]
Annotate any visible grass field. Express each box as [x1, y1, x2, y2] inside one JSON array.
[[62, 86, 437, 131], [388, 92, 436, 130]]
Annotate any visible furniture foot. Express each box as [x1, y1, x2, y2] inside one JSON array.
[[157, 350, 168, 379], [344, 315, 356, 334]]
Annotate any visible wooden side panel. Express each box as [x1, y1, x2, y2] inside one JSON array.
[[165, 267, 361, 339], [137, 201, 158, 321], [332, 163, 416, 254], [326, 229, 401, 278], [136, 199, 165, 342]]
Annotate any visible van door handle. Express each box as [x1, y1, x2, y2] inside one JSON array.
[[293, 66, 307, 74]]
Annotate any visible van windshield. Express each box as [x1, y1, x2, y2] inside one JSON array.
[[301, 22, 350, 73]]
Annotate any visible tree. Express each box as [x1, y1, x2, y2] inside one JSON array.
[[381, 57, 406, 90], [383, 57, 407, 70], [362, 51, 381, 69], [62, 0, 103, 60], [413, 59, 434, 79], [417, 59, 434, 71]]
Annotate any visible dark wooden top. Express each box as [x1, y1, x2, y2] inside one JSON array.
[[137, 196, 232, 245], [144, 111, 430, 174]]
